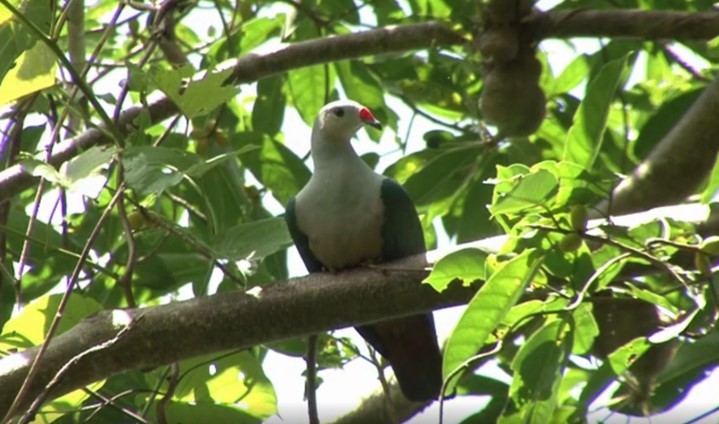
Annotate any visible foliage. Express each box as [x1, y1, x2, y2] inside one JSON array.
[[1, 0, 719, 422]]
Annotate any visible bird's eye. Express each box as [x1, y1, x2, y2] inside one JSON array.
[[332, 108, 344, 117]]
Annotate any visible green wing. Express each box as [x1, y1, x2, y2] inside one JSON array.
[[285, 197, 324, 273], [380, 178, 426, 260]]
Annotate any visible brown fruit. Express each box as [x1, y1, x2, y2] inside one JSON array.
[[477, 26, 518, 64], [480, 51, 546, 137]]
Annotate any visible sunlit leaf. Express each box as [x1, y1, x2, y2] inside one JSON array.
[[564, 54, 630, 167], [442, 250, 544, 395], [152, 65, 239, 118], [0, 40, 56, 105], [490, 169, 558, 215], [509, 318, 572, 423], [173, 350, 277, 419], [424, 247, 487, 292], [0, 293, 102, 351], [212, 217, 293, 261]]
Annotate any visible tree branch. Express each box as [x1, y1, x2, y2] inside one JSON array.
[[0, 202, 712, 416], [595, 72, 719, 216], [331, 379, 431, 424], [4, 10, 719, 205], [0, 253, 472, 416], [0, 22, 463, 204], [524, 9, 719, 40]]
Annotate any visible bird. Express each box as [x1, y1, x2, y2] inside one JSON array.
[[284, 99, 443, 401]]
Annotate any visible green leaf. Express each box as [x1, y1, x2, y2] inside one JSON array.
[[549, 53, 590, 96], [58, 145, 115, 196], [424, 248, 487, 292], [509, 318, 572, 423], [238, 16, 284, 53], [490, 169, 558, 216], [701, 151, 719, 203], [563, 54, 630, 167], [62, 145, 115, 183], [575, 336, 651, 416], [287, 21, 337, 126], [173, 350, 276, 419], [656, 329, 719, 386], [571, 303, 598, 355], [0, 293, 103, 351], [402, 144, 483, 206], [132, 252, 211, 293], [0, 41, 57, 105], [185, 145, 258, 178], [456, 375, 510, 423], [122, 146, 199, 195], [287, 48, 332, 125], [152, 65, 239, 118], [442, 250, 544, 394], [238, 132, 311, 205], [19, 158, 63, 184], [335, 60, 387, 127], [164, 402, 261, 424], [212, 217, 293, 261], [252, 76, 286, 135]]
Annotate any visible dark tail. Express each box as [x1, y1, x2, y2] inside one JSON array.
[[356, 313, 443, 401]]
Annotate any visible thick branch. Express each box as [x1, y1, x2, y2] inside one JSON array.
[[0, 203, 711, 416], [0, 22, 463, 204], [525, 9, 719, 40], [331, 381, 431, 424], [4, 11, 719, 205], [0, 254, 472, 415], [595, 72, 719, 215]]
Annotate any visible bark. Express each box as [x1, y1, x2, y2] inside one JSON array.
[[0, 203, 710, 418], [3, 10, 719, 208], [525, 9, 719, 40], [595, 73, 719, 216], [0, 253, 473, 416]]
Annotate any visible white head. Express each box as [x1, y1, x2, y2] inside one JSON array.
[[312, 100, 381, 142]]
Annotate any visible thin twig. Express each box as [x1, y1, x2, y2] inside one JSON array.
[[18, 316, 138, 423], [1, 183, 127, 423], [156, 363, 179, 424], [305, 334, 320, 424]]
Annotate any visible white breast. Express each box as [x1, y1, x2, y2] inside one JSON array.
[[295, 167, 385, 270]]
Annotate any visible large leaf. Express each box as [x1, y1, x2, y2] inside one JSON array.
[[508, 318, 572, 423], [211, 217, 293, 261], [442, 250, 544, 395], [286, 23, 332, 125], [424, 247, 487, 292], [151, 65, 239, 118], [0, 293, 103, 351], [634, 88, 702, 161], [563, 54, 630, 167], [237, 132, 311, 205], [401, 144, 483, 206], [335, 60, 388, 132], [489, 169, 559, 216], [122, 146, 199, 195], [173, 350, 277, 419], [253, 76, 286, 135], [0, 41, 57, 105], [123, 146, 254, 197]]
